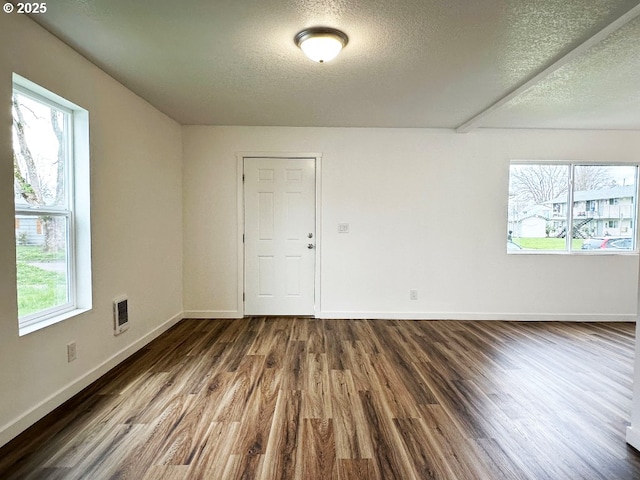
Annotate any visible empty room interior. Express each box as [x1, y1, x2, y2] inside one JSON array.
[[3, 1, 640, 478]]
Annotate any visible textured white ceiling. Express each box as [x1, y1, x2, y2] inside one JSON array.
[[27, 0, 640, 130]]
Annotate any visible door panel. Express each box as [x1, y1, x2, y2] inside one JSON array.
[[244, 158, 316, 315], [285, 256, 302, 296], [258, 192, 274, 239], [258, 256, 274, 296]]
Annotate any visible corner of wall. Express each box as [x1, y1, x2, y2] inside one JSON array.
[[0, 311, 184, 449]]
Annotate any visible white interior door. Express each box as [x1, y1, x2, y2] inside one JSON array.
[[244, 157, 316, 315]]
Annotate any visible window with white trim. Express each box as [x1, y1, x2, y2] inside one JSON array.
[[12, 75, 91, 334], [507, 163, 638, 253]]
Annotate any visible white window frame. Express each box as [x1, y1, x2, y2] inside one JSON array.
[[13, 74, 92, 335], [508, 161, 639, 255]]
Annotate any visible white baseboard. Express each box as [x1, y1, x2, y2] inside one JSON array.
[[184, 310, 242, 319], [0, 311, 184, 449], [317, 310, 638, 321], [627, 426, 640, 451], [183, 308, 636, 322]]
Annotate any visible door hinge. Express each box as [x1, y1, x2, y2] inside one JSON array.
[[242, 174, 245, 182], [243, 292, 245, 301], [242, 234, 245, 243]]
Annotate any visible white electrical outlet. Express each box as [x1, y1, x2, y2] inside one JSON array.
[[410, 289, 418, 300], [338, 223, 349, 233], [67, 342, 77, 362]]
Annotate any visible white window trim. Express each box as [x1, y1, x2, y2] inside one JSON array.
[[13, 73, 92, 335], [508, 161, 640, 255]]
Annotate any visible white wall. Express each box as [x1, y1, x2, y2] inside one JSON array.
[[627, 310, 640, 450], [0, 14, 184, 446], [183, 126, 640, 320]]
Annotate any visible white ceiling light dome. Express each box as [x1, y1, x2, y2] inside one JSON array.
[[295, 27, 348, 63]]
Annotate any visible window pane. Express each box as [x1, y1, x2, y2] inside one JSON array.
[[11, 75, 89, 334], [16, 215, 70, 318], [574, 165, 637, 251], [12, 91, 68, 209], [508, 164, 569, 251]]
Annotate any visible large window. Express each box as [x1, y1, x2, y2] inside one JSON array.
[[507, 163, 638, 253], [12, 76, 91, 333]]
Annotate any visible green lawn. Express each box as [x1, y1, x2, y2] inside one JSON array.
[[513, 237, 584, 250], [16, 245, 65, 262], [15, 246, 67, 317]]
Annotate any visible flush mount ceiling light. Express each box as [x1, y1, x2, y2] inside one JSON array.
[[294, 27, 348, 63]]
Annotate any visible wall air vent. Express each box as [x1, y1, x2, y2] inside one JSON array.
[[113, 296, 129, 335]]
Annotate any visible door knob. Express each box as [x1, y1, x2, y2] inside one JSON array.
[[307, 243, 315, 249]]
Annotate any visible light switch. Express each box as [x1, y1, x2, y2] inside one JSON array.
[[338, 223, 349, 233]]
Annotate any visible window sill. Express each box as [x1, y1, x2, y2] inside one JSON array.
[[508, 250, 639, 256], [19, 307, 92, 337]]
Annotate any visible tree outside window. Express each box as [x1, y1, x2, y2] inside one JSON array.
[[13, 87, 73, 321]]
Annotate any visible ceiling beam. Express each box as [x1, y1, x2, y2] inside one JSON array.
[[456, 3, 640, 133]]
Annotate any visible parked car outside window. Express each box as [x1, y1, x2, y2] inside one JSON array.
[[581, 237, 633, 250]]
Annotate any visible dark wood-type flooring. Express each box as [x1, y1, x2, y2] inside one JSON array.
[[2, 318, 640, 479]]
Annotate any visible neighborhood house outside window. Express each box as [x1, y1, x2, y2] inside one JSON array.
[[507, 163, 638, 253], [12, 77, 90, 333]]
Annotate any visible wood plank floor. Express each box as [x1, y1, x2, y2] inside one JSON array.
[[2, 318, 640, 479]]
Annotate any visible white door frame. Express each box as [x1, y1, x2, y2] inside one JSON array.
[[236, 152, 322, 317]]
